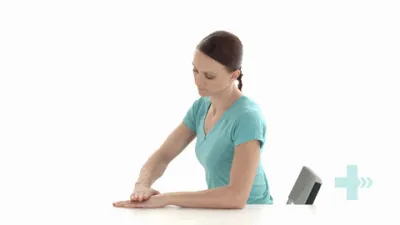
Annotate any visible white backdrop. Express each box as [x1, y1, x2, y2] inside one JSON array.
[[1, 0, 399, 223]]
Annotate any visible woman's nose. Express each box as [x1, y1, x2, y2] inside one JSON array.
[[194, 74, 202, 86]]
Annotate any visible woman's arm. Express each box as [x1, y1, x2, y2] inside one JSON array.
[[161, 186, 241, 209], [135, 122, 196, 187], [114, 137, 262, 208], [162, 140, 261, 209]]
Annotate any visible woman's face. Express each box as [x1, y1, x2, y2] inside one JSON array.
[[192, 50, 238, 96]]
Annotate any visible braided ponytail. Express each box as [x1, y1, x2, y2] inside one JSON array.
[[237, 70, 243, 91]]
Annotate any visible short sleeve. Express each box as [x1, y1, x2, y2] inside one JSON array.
[[183, 98, 203, 133], [231, 110, 266, 149]]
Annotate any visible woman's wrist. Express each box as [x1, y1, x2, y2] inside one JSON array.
[[135, 181, 150, 188], [158, 193, 171, 206]]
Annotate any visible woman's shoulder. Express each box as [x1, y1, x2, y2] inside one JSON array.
[[185, 96, 210, 118], [237, 95, 263, 112], [231, 95, 266, 123], [190, 96, 210, 109]]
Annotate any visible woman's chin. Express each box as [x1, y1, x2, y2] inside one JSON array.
[[197, 89, 208, 96]]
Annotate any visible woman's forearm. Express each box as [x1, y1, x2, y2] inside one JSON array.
[[135, 152, 169, 187], [135, 122, 196, 188], [162, 186, 246, 209]]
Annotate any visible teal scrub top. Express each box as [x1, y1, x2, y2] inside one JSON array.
[[183, 95, 273, 204]]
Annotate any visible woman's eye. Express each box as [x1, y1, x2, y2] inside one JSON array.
[[205, 73, 214, 79]]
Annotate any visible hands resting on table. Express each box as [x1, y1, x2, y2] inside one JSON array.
[[113, 183, 167, 208], [113, 180, 250, 209]]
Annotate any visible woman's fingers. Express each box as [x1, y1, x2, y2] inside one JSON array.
[[143, 192, 152, 200], [131, 192, 141, 201], [130, 192, 149, 202], [138, 193, 144, 201], [130, 189, 159, 202], [114, 201, 150, 208], [113, 200, 128, 207], [114, 200, 137, 208], [130, 193, 137, 201], [139, 191, 153, 201]]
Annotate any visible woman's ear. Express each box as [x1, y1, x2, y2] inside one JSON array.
[[230, 70, 240, 81]]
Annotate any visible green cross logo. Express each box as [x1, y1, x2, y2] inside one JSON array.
[[335, 165, 373, 200]]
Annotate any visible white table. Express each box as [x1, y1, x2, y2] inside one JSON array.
[[1, 202, 387, 225], [108, 205, 318, 225], [106, 204, 388, 225]]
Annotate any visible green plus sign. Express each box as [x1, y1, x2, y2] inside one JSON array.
[[335, 165, 360, 200]]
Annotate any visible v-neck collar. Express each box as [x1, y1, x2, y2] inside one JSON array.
[[202, 95, 244, 138]]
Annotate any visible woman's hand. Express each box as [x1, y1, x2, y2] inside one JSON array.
[[130, 184, 160, 202], [113, 195, 168, 208]]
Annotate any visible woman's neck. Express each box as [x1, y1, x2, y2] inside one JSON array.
[[209, 86, 242, 115]]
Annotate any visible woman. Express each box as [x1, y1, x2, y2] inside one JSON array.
[[113, 30, 273, 209]]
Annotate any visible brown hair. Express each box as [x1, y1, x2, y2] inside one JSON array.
[[196, 30, 244, 91]]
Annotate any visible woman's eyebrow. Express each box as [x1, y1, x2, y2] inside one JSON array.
[[192, 63, 216, 75]]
